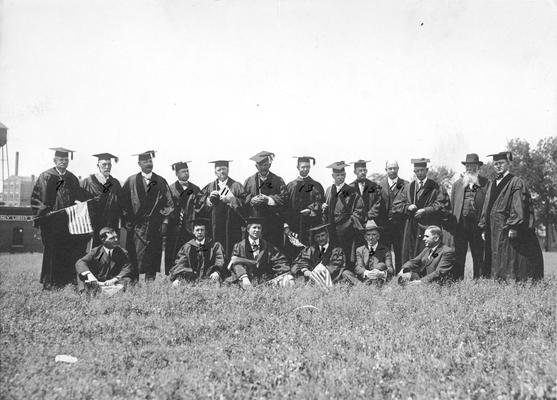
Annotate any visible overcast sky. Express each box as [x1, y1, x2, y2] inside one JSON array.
[[0, 0, 555, 187]]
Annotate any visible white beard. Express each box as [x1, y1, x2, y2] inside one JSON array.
[[462, 172, 479, 189]]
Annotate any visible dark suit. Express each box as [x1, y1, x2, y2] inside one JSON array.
[[75, 245, 134, 282], [354, 243, 394, 279], [450, 176, 488, 279], [169, 238, 225, 281], [401, 244, 455, 283], [291, 243, 346, 282], [379, 177, 408, 272]]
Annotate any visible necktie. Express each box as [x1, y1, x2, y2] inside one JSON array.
[[107, 250, 112, 264], [252, 243, 259, 257], [390, 182, 396, 191], [320, 246, 326, 254], [418, 181, 423, 190]]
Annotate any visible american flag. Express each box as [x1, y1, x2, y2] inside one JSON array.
[[65, 202, 93, 235], [309, 263, 333, 288]]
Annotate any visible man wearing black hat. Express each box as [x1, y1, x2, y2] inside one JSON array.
[[120, 151, 174, 280], [201, 160, 247, 258], [322, 161, 365, 268], [449, 154, 489, 279], [284, 156, 325, 258], [81, 153, 122, 246], [228, 217, 293, 287], [244, 151, 289, 250], [169, 218, 226, 284], [75, 227, 134, 293], [401, 158, 451, 263], [291, 223, 346, 284], [165, 161, 203, 273], [478, 152, 543, 281], [31, 148, 91, 289], [349, 160, 382, 225]]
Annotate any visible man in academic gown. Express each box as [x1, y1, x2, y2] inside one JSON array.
[[81, 153, 122, 246], [478, 151, 543, 281], [244, 151, 289, 250], [284, 156, 324, 259], [291, 223, 347, 284], [169, 218, 226, 284], [449, 153, 489, 279], [201, 160, 247, 258], [228, 217, 293, 287], [378, 160, 408, 273], [119, 150, 174, 280], [31, 148, 91, 289], [349, 160, 382, 224], [322, 161, 365, 267], [401, 158, 451, 263], [165, 161, 203, 273]]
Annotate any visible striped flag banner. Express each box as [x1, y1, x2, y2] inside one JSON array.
[[308, 263, 332, 289], [65, 202, 93, 235]]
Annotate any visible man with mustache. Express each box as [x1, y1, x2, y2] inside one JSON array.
[[450, 153, 488, 279]]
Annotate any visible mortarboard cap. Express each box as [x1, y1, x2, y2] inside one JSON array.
[[308, 223, 332, 234], [93, 153, 119, 163], [487, 151, 513, 162], [50, 147, 75, 160], [352, 160, 370, 169], [133, 150, 156, 161], [250, 151, 275, 164], [192, 217, 211, 227], [245, 216, 265, 226], [172, 161, 191, 171], [411, 158, 430, 167], [293, 156, 316, 165], [326, 161, 350, 173], [209, 160, 232, 168]]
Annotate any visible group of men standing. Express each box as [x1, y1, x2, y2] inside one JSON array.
[[30, 147, 544, 290]]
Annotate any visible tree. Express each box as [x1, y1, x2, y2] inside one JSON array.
[[368, 172, 387, 183], [428, 165, 455, 193], [507, 137, 557, 251]]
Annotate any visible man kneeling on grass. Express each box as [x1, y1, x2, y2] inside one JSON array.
[[397, 225, 455, 284], [75, 227, 134, 294], [291, 223, 346, 287], [229, 217, 294, 288], [169, 218, 226, 285]]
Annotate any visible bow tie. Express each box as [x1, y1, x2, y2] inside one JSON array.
[[251, 243, 259, 251], [496, 173, 505, 180]]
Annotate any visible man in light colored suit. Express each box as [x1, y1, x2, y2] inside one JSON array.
[[450, 153, 488, 279], [355, 220, 394, 283], [398, 225, 455, 284]]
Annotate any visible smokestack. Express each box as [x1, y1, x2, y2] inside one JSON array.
[[15, 152, 19, 177]]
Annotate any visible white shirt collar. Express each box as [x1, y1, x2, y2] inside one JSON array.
[[367, 242, 378, 251], [417, 177, 428, 186], [249, 237, 260, 246], [95, 173, 108, 184], [334, 182, 345, 191], [55, 167, 66, 176], [217, 178, 229, 187], [179, 180, 189, 187], [103, 246, 112, 256], [496, 171, 509, 183], [142, 172, 153, 180], [388, 177, 397, 187], [320, 242, 329, 251], [196, 238, 205, 246]]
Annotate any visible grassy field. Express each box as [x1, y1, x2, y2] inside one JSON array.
[[1, 253, 556, 399]]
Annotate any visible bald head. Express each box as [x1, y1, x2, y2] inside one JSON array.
[[385, 160, 399, 180]]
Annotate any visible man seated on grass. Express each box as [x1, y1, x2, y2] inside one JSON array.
[[354, 220, 394, 283], [397, 225, 455, 284], [75, 227, 134, 293], [229, 217, 294, 288], [291, 223, 346, 287], [169, 218, 226, 285]]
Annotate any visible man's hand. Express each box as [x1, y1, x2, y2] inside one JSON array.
[[104, 277, 119, 286], [303, 269, 312, 278], [408, 204, 418, 212], [300, 208, 311, 215], [369, 269, 387, 280], [508, 229, 517, 239], [84, 272, 98, 283], [481, 232, 486, 241], [408, 279, 422, 285], [172, 279, 181, 287], [415, 208, 425, 218], [241, 276, 252, 288], [209, 272, 220, 281], [322, 203, 328, 212]]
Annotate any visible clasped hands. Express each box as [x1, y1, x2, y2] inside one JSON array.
[[408, 204, 425, 218], [363, 269, 387, 280]]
